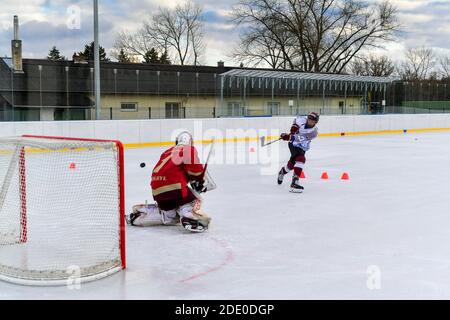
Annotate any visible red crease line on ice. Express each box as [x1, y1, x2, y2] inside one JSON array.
[[178, 237, 234, 283]]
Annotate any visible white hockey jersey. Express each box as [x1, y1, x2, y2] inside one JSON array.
[[290, 116, 318, 151]]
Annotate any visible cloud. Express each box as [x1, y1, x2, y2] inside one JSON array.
[[0, 0, 449, 66], [0, 3, 117, 59], [393, 0, 450, 50]]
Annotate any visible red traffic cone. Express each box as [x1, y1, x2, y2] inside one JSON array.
[[341, 172, 349, 180], [300, 171, 306, 179], [321, 172, 329, 180], [69, 162, 76, 169]]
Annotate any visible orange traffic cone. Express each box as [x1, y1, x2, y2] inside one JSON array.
[[321, 172, 329, 180], [341, 172, 349, 180], [300, 171, 306, 179], [69, 162, 76, 169]]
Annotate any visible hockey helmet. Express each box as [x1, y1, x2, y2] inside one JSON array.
[[307, 112, 319, 122]]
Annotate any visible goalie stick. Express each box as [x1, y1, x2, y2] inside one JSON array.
[[190, 139, 216, 199], [201, 139, 215, 176], [200, 139, 216, 191]]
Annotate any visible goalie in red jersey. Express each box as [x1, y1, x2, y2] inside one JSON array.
[[127, 131, 214, 233]]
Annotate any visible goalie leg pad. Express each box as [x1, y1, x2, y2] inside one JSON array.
[[129, 204, 179, 226], [132, 204, 157, 215], [128, 203, 177, 227], [128, 204, 162, 226], [178, 199, 211, 232], [160, 209, 179, 225]]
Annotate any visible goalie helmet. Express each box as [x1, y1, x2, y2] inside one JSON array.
[[175, 131, 193, 146]]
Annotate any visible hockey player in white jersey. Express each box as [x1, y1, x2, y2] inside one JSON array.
[[277, 112, 319, 192]]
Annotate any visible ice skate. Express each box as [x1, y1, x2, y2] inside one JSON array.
[[277, 167, 287, 185], [181, 217, 208, 233], [289, 175, 304, 193], [125, 212, 141, 225]]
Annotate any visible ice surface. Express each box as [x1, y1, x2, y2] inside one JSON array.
[[1, 131, 450, 299]]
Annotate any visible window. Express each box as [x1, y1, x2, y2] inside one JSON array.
[[54, 108, 89, 121], [165, 102, 185, 118], [339, 101, 344, 114], [267, 102, 280, 115], [226, 102, 244, 117], [121, 103, 137, 112], [13, 108, 40, 121]]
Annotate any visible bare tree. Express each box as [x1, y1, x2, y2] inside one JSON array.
[[181, 1, 205, 66], [350, 55, 395, 77], [231, 0, 399, 72], [231, 16, 295, 68], [397, 47, 436, 80], [113, 29, 154, 62], [143, 0, 205, 65], [439, 54, 450, 79], [113, 1, 205, 65]]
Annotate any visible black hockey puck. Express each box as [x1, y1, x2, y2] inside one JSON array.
[[140, 162, 146, 168]]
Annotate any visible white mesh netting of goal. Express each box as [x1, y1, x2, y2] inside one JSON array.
[[0, 135, 126, 286]]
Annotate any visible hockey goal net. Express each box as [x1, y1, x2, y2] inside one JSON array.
[[0, 135, 126, 285]]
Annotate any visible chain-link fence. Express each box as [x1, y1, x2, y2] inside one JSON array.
[[1, 59, 449, 121]]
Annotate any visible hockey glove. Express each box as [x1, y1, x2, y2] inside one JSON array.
[[280, 133, 291, 141]]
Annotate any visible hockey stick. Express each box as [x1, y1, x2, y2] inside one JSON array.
[[260, 136, 282, 147]]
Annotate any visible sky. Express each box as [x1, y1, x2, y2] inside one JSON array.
[[0, 0, 449, 67]]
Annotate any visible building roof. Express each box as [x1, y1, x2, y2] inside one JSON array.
[[2, 57, 13, 69], [7, 58, 227, 74], [220, 69, 398, 84]]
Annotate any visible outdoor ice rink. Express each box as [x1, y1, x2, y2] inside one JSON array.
[[1, 130, 450, 299]]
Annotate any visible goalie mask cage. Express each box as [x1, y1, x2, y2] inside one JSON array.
[[0, 135, 126, 286]]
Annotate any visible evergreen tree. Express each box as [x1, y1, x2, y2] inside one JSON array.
[[77, 42, 110, 61], [117, 49, 131, 63], [47, 46, 65, 60], [143, 48, 160, 63], [159, 50, 171, 65]]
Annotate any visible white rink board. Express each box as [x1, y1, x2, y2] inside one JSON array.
[[0, 114, 449, 144]]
